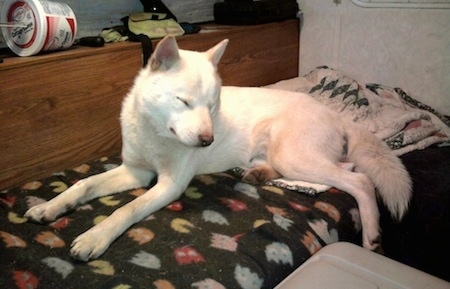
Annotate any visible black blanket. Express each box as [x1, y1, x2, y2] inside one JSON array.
[[1, 154, 361, 289]]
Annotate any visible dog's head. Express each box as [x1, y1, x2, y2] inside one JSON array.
[[137, 35, 228, 147]]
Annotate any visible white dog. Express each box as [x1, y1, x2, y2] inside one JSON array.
[[25, 36, 412, 261]]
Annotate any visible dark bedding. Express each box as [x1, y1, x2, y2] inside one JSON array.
[[381, 146, 450, 282], [1, 146, 449, 288], [1, 154, 361, 289]]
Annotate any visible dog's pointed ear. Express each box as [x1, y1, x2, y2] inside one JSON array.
[[206, 39, 229, 67], [150, 35, 180, 71]]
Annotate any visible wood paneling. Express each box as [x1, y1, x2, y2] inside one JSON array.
[[0, 19, 299, 189]]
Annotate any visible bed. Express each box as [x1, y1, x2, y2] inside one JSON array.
[[1, 19, 449, 288]]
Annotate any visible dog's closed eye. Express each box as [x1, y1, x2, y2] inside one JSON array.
[[176, 97, 190, 108]]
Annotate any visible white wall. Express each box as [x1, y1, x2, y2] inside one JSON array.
[[297, 0, 450, 115]]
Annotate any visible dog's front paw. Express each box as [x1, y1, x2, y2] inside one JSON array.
[[71, 230, 112, 261], [24, 202, 62, 223]]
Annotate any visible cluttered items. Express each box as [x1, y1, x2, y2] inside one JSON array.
[[0, 0, 190, 58]]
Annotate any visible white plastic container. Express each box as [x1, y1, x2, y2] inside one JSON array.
[[1, 0, 77, 56], [275, 242, 449, 289]]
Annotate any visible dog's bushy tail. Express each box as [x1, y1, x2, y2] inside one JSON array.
[[346, 124, 412, 220]]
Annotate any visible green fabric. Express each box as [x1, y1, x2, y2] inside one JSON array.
[[100, 29, 129, 43], [128, 13, 184, 39]]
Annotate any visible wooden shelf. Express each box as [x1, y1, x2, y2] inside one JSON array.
[[1, 20, 299, 86], [0, 41, 141, 70]]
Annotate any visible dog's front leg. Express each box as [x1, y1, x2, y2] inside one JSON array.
[[70, 173, 192, 261], [25, 164, 153, 223]]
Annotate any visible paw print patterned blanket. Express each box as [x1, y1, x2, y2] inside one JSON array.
[[0, 154, 361, 289]]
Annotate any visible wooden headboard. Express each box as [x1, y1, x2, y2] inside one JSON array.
[[0, 19, 299, 189]]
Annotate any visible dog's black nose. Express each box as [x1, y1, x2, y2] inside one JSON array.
[[199, 134, 214, 147]]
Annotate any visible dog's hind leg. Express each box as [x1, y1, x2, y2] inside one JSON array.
[[272, 153, 381, 251], [242, 164, 282, 185], [24, 164, 154, 223]]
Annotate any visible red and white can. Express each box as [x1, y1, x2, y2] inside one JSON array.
[[1, 0, 77, 56]]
